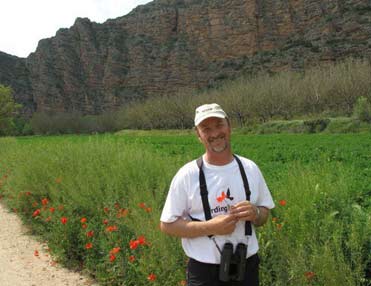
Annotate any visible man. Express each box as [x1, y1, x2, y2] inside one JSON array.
[[160, 103, 275, 286]]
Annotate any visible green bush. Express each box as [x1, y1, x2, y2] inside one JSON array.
[[353, 96, 371, 123]]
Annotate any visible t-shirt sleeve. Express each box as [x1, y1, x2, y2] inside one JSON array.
[[160, 168, 189, 223], [254, 164, 275, 209]]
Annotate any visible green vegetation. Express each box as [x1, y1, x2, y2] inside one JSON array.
[[18, 58, 370, 135], [0, 84, 21, 136], [0, 132, 370, 285]]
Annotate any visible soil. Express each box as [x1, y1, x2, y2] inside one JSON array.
[[0, 203, 98, 286]]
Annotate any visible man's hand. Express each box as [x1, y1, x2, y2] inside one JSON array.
[[207, 214, 238, 235], [229, 200, 258, 222]]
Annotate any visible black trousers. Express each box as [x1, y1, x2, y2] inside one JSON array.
[[187, 254, 259, 286]]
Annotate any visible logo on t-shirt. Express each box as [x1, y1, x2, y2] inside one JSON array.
[[211, 188, 234, 215]]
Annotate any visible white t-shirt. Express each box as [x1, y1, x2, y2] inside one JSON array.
[[160, 154, 275, 264]]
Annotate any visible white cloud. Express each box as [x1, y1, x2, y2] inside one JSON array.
[[0, 0, 152, 57]]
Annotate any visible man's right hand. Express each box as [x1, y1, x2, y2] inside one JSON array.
[[160, 214, 238, 238], [207, 214, 238, 235]]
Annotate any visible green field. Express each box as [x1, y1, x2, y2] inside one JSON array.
[[0, 132, 370, 286]]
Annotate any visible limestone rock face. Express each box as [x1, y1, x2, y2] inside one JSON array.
[[1, 0, 371, 115]]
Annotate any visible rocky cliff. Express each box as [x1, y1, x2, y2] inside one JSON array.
[[1, 0, 371, 115]]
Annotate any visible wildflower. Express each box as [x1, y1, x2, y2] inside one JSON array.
[[45, 216, 52, 222], [41, 198, 49, 206], [60, 217, 68, 224], [34, 250, 39, 257], [109, 254, 116, 262], [279, 199, 287, 206], [103, 219, 109, 225], [103, 207, 110, 214], [55, 177, 62, 184], [145, 207, 152, 213], [138, 202, 146, 208], [114, 202, 120, 209], [147, 273, 156, 281], [85, 243, 93, 249], [110, 247, 121, 255], [276, 223, 283, 230], [106, 225, 118, 232], [49, 207, 55, 213], [304, 271, 316, 281], [32, 209, 41, 217], [217, 191, 227, 203], [129, 255, 135, 262], [138, 235, 146, 245], [82, 224, 88, 229], [25, 191, 31, 196], [116, 208, 128, 218], [32, 201, 38, 207], [86, 230, 94, 237], [129, 240, 139, 250], [80, 217, 87, 223]]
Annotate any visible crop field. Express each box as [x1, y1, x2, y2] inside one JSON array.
[[0, 132, 370, 286]]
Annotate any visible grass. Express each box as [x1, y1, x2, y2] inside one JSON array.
[[0, 132, 370, 285]]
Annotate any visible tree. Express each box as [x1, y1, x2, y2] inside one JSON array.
[[0, 84, 21, 135]]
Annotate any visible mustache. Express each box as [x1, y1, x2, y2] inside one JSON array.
[[208, 134, 225, 143]]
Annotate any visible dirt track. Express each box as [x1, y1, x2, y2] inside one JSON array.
[[0, 203, 97, 286]]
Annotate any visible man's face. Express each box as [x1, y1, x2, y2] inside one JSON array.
[[196, 117, 231, 154]]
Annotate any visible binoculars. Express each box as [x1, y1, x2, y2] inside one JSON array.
[[219, 242, 247, 282]]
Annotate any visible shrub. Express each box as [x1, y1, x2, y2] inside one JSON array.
[[353, 96, 371, 123]]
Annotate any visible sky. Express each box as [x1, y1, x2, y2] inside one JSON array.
[[0, 0, 153, 58]]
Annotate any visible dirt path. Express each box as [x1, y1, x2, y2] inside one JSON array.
[[0, 203, 97, 286]]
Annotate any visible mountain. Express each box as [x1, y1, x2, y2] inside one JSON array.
[[1, 0, 371, 116]]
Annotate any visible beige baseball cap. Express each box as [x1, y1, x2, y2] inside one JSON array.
[[194, 103, 227, 126]]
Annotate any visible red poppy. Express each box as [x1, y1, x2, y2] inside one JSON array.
[[103, 219, 109, 225], [145, 207, 152, 213], [103, 207, 110, 214], [304, 271, 316, 280], [114, 202, 120, 209], [279, 199, 287, 206], [49, 207, 55, 213], [106, 225, 118, 232], [138, 235, 146, 245], [147, 273, 156, 281], [129, 240, 139, 250], [217, 192, 227, 203], [129, 255, 135, 262], [60, 217, 68, 224], [41, 198, 49, 206], [32, 209, 41, 217], [80, 217, 87, 223], [110, 247, 121, 255], [34, 250, 39, 257], [116, 208, 128, 218], [32, 201, 38, 207], [82, 224, 88, 229], [109, 254, 116, 262], [138, 202, 146, 209], [85, 243, 93, 249], [86, 230, 94, 237]]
